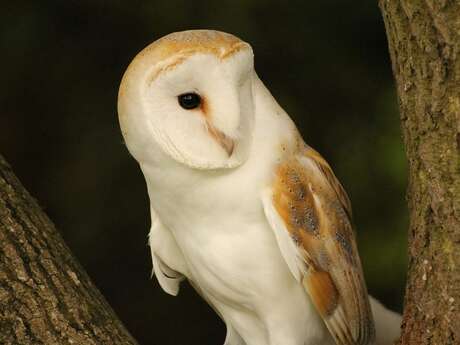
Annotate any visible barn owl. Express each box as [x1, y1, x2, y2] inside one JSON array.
[[118, 30, 401, 345]]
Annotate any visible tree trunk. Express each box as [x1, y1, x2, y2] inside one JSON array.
[[378, 1, 460, 344], [0, 155, 138, 345]]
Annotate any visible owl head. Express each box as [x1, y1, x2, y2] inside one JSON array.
[[118, 30, 255, 170]]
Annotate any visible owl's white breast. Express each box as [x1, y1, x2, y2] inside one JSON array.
[[141, 76, 330, 344]]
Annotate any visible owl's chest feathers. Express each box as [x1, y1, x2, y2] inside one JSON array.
[[146, 155, 271, 247], [143, 143, 285, 293]]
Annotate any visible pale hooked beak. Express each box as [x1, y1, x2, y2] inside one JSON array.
[[206, 122, 235, 156]]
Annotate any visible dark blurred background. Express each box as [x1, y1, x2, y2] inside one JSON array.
[[1, 1, 407, 344]]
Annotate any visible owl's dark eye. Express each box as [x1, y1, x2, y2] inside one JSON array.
[[178, 93, 201, 110]]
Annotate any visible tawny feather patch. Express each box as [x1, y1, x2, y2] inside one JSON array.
[[270, 142, 375, 345]]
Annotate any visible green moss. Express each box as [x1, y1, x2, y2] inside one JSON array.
[[442, 236, 456, 271]]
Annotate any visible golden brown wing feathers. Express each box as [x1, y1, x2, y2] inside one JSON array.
[[271, 142, 375, 345]]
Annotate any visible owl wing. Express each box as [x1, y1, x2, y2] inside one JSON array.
[[262, 145, 375, 345], [148, 207, 186, 296]]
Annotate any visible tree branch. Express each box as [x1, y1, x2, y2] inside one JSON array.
[[0, 154, 138, 345], [379, 1, 460, 344]]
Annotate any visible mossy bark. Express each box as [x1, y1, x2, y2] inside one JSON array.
[[0, 155, 138, 345], [379, 1, 460, 344]]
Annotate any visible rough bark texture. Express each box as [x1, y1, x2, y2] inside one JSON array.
[[0, 155, 138, 345], [379, 1, 460, 345]]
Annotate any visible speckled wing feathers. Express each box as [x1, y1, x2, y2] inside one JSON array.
[[263, 144, 375, 345]]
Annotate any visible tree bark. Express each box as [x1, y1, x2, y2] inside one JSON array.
[[0, 155, 138, 345], [379, 1, 460, 344]]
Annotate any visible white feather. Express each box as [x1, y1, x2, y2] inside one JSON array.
[[261, 188, 304, 282], [148, 207, 186, 296], [369, 296, 402, 345]]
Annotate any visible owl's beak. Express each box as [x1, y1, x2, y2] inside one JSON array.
[[219, 134, 235, 156], [206, 122, 235, 157]]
